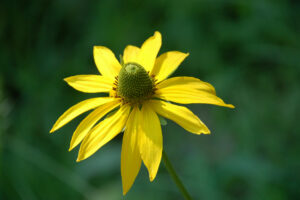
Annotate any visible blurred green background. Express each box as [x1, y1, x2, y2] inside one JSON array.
[[1, 0, 300, 199]]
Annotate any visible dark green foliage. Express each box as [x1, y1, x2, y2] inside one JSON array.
[[0, 0, 299, 199]]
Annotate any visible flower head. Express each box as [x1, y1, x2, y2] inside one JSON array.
[[50, 31, 234, 195]]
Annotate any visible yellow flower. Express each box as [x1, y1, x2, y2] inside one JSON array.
[[50, 31, 234, 195]]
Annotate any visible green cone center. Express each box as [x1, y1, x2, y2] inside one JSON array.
[[117, 62, 154, 103]]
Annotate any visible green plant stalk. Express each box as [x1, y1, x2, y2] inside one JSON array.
[[162, 150, 193, 200]]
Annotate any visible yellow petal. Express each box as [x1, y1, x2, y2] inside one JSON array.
[[155, 87, 234, 108], [93, 46, 122, 80], [77, 105, 130, 162], [121, 107, 142, 195], [50, 97, 116, 133], [156, 76, 216, 94], [151, 51, 189, 82], [138, 31, 162, 72], [64, 75, 113, 93], [69, 99, 121, 151], [139, 102, 162, 181], [149, 100, 210, 134], [123, 45, 140, 64]]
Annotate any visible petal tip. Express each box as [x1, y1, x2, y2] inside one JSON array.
[[154, 31, 162, 37], [76, 152, 84, 162], [63, 77, 71, 83], [227, 104, 235, 109], [93, 46, 104, 54], [195, 130, 210, 135], [76, 150, 89, 162], [122, 187, 129, 196], [68, 145, 74, 152], [149, 175, 155, 182], [203, 127, 211, 134], [93, 46, 98, 54], [50, 125, 57, 133]]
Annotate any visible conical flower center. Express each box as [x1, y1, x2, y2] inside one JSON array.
[[117, 62, 154, 103]]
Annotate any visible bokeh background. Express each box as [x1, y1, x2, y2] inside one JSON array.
[[1, 0, 300, 199]]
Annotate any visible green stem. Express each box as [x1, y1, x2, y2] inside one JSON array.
[[162, 150, 193, 200]]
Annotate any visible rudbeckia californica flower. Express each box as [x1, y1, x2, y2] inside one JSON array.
[[50, 31, 234, 195]]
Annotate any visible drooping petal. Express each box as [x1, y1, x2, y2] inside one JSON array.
[[139, 102, 162, 181], [69, 99, 121, 151], [156, 76, 216, 94], [149, 100, 210, 134], [77, 105, 130, 162], [138, 31, 162, 72], [64, 75, 113, 93], [93, 46, 122, 80], [121, 107, 142, 195], [155, 87, 234, 108], [151, 51, 189, 82], [123, 45, 140, 64], [50, 97, 116, 133]]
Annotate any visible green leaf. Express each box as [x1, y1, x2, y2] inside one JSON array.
[[158, 115, 167, 126]]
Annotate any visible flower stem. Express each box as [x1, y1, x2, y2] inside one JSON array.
[[162, 150, 193, 200]]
